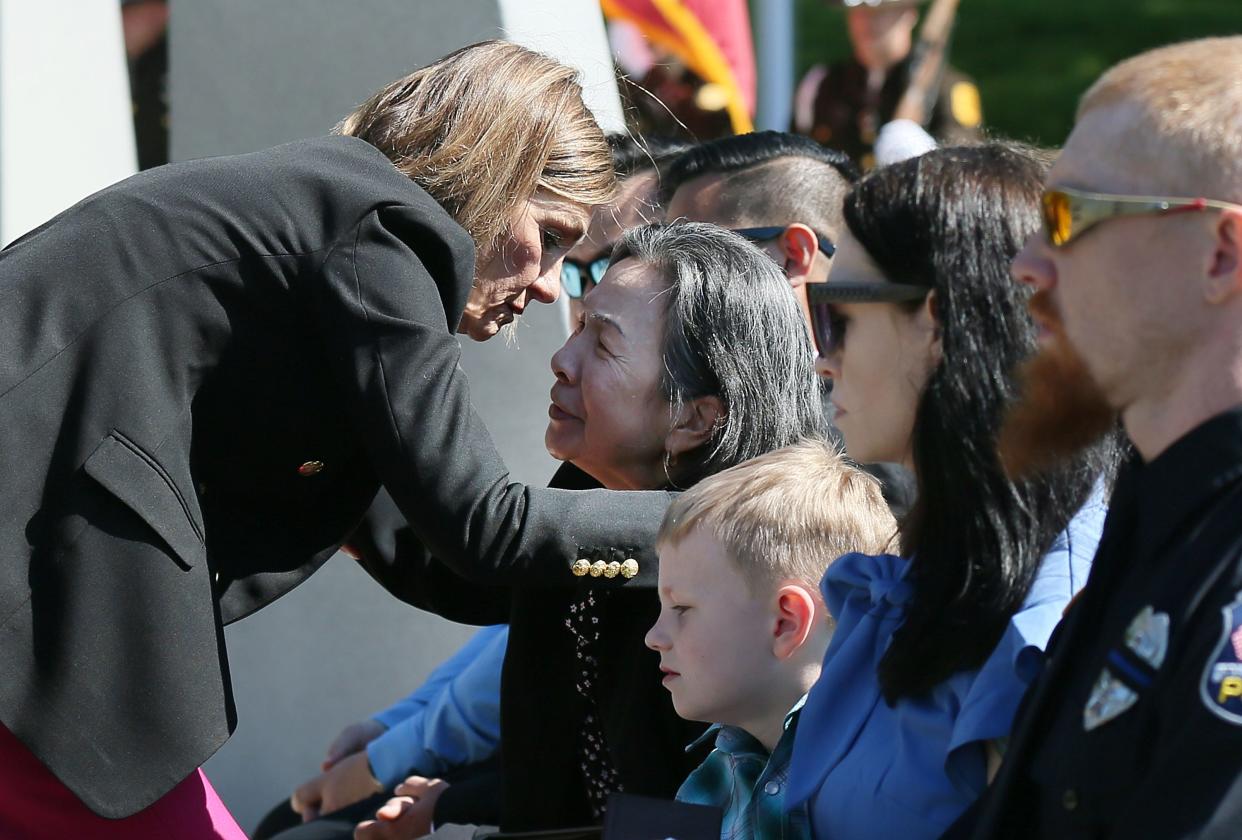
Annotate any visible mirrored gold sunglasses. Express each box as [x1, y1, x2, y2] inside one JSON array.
[[1041, 186, 1242, 248]]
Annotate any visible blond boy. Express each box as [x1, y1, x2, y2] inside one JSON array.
[[645, 440, 895, 840]]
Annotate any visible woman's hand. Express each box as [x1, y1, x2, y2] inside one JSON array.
[[291, 751, 384, 822], [353, 776, 450, 840]]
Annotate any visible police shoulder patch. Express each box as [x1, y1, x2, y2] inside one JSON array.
[[950, 82, 982, 128], [1201, 599, 1242, 724]]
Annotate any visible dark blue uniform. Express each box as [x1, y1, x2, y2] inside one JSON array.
[[965, 407, 1242, 838]]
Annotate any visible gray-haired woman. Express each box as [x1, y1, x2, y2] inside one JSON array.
[[346, 222, 825, 835]]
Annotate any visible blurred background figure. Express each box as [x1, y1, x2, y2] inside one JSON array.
[[603, 0, 755, 141], [793, 0, 981, 167], [120, 0, 169, 169]]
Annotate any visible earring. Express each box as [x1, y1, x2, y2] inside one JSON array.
[[662, 450, 683, 491]]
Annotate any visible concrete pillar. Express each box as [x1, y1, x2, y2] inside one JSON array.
[[0, 1, 136, 245]]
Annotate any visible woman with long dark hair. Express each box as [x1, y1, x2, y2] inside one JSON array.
[[785, 144, 1122, 838]]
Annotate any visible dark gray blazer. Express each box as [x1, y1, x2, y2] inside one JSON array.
[[0, 136, 668, 818]]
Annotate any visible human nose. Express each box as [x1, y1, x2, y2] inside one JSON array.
[[550, 334, 578, 385], [819, 344, 842, 381], [528, 261, 562, 305], [1011, 233, 1056, 293], [645, 611, 670, 652]]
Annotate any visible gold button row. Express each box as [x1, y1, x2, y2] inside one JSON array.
[[571, 558, 639, 579]]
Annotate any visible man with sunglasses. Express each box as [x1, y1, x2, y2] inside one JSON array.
[[663, 130, 916, 516], [954, 37, 1242, 839]]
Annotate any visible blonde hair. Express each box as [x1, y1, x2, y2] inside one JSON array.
[[338, 40, 615, 250], [1077, 37, 1242, 201], [657, 440, 897, 593]]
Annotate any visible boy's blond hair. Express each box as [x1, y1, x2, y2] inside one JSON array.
[[657, 440, 897, 593]]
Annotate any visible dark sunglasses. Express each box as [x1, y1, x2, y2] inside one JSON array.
[[1041, 186, 1242, 248], [806, 281, 929, 356], [733, 226, 837, 258], [560, 256, 610, 299]]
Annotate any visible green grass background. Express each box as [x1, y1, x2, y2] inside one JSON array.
[[791, 0, 1241, 146]]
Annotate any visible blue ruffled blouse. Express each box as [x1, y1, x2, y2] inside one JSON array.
[[785, 494, 1106, 839]]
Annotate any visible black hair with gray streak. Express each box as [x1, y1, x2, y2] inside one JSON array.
[[610, 222, 824, 485]]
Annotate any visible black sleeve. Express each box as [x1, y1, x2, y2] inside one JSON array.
[[351, 488, 512, 626], [435, 756, 505, 828], [315, 205, 664, 589]]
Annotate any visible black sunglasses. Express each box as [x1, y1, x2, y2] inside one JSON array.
[[732, 226, 837, 258], [806, 281, 929, 356]]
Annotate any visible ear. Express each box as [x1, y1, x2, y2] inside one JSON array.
[[779, 224, 819, 288], [917, 288, 943, 368], [1205, 211, 1242, 305], [771, 583, 819, 660], [664, 395, 724, 459]]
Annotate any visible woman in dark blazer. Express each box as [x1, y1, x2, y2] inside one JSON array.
[[0, 41, 672, 838]]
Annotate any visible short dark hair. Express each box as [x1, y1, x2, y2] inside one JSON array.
[[608, 133, 693, 181], [661, 131, 859, 234], [662, 130, 858, 205], [843, 144, 1125, 702]]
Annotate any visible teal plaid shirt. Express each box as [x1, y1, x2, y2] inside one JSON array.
[[676, 698, 809, 840]]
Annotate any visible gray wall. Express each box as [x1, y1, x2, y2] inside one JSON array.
[[170, 0, 621, 830], [170, 0, 623, 162]]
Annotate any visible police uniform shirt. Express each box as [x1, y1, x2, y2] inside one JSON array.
[[983, 407, 1242, 838], [796, 55, 982, 167]]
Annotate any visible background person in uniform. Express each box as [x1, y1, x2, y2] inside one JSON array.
[[121, 0, 170, 169], [956, 36, 1242, 838], [0, 41, 674, 839], [793, 0, 982, 167], [662, 130, 916, 518]]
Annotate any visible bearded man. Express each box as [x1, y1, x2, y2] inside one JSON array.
[[962, 36, 1242, 838]]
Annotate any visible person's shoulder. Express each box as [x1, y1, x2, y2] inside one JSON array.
[[271, 136, 438, 205], [936, 65, 983, 132], [980, 507, 1106, 683], [822, 552, 910, 605], [1022, 488, 1108, 609], [820, 552, 911, 639]]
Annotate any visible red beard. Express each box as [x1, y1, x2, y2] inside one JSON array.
[[997, 291, 1118, 479]]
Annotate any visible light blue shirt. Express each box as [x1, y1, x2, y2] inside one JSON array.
[[366, 624, 507, 788], [785, 493, 1106, 839]]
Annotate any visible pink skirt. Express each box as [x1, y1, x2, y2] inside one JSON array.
[[0, 723, 247, 839]]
